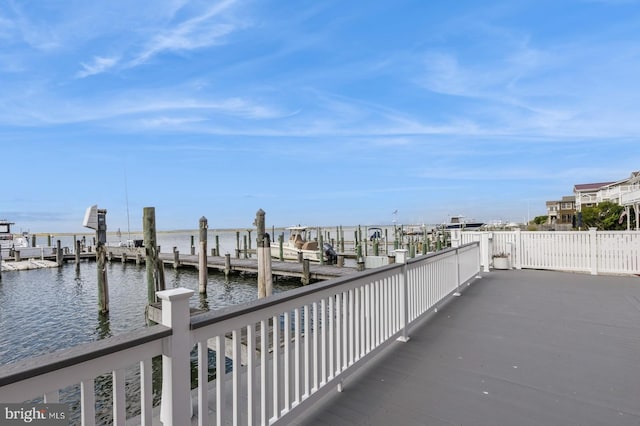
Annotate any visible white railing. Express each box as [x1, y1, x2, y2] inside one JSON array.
[[621, 187, 640, 205], [0, 326, 170, 425], [460, 229, 640, 275], [0, 244, 481, 426]]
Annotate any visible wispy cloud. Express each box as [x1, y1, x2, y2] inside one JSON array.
[[76, 56, 120, 78], [129, 0, 240, 67]]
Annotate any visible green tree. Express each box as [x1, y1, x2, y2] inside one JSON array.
[[580, 201, 626, 230], [532, 215, 548, 225]]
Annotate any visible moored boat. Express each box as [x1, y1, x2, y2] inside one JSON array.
[[0, 219, 29, 253], [442, 216, 484, 230], [271, 226, 336, 263]]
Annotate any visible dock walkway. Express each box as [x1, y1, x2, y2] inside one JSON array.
[[160, 253, 357, 280], [293, 269, 640, 425], [100, 247, 357, 281]]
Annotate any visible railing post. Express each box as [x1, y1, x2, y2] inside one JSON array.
[[589, 227, 598, 275], [453, 248, 462, 296], [395, 249, 410, 343], [158, 287, 194, 426], [480, 232, 490, 272]]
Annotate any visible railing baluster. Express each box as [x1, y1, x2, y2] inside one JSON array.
[[341, 291, 348, 371], [197, 341, 209, 426], [320, 298, 327, 385], [303, 304, 310, 397], [328, 296, 335, 381], [140, 359, 152, 426], [335, 293, 342, 376], [293, 308, 301, 405], [347, 289, 353, 366], [284, 311, 291, 412], [113, 368, 126, 426], [216, 334, 226, 426], [365, 284, 371, 354], [354, 288, 360, 361], [312, 302, 319, 392], [260, 320, 267, 425], [81, 378, 95, 426], [232, 329, 241, 426], [272, 315, 280, 421], [247, 323, 255, 425]]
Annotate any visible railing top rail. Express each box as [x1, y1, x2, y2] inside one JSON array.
[[0, 325, 172, 387], [191, 243, 479, 331]]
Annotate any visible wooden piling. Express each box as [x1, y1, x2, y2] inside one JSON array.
[[173, 247, 180, 269], [224, 253, 231, 278], [190, 235, 195, 256], [144, 207, 164, 304], [95, 209, 109, 314], [302, 258, 311, 285], [56, 240, 63, 266], [96, 243, 109, 313], [75, 240, 81, 272], [215, 235, 220, 258], [243, 235, 248, 259], [236, 231, 240, 259], [199, 216, 208, 294], [256, 209, 273, 298]]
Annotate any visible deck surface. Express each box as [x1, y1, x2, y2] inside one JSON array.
[[293, 269, 640, 426]]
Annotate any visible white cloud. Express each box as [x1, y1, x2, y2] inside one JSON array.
[[76, 56, 120, 78], [130, 0, 240, 66]]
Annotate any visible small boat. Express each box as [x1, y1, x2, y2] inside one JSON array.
[[402, 224, 428, 236], [443, 216, 484, 230], [271, 226, 336, 263], [0, 220, 29, 252]]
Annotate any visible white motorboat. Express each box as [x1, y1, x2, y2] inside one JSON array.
[[0, 220, 29, 252], [271, 226, 336, 263], [442, 216, 484, 230]]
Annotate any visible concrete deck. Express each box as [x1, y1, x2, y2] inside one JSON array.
[[293, 270, 640, 425]]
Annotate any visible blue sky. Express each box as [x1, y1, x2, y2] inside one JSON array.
[[1, 0, 639, 233]]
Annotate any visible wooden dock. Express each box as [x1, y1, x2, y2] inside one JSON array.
[[103, 247, 358, 282]]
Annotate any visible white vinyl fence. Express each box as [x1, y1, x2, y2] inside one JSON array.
[[458, 229, 640, 275]]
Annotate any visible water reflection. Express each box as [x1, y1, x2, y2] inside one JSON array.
[[198, 292, 209, 311], [95, 313, 111, 340]]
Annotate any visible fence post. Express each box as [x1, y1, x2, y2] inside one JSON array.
[[514, 228, 522, 269], [589, 227, 598, 275], [395, 249, 410, 343], [158, 287, 194, 426], [480, 232, 490, 272], [453, 248, 462, 296]]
